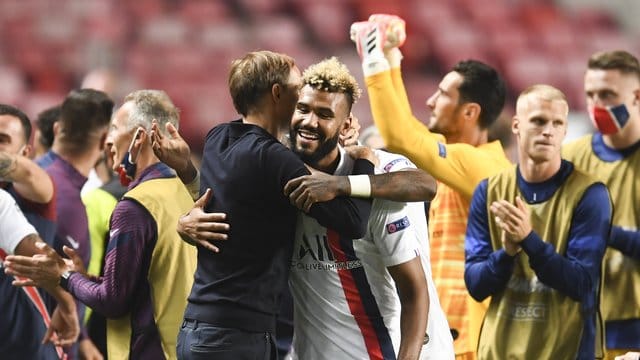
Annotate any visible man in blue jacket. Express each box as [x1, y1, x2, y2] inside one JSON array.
[[464, 84, 610, 359]]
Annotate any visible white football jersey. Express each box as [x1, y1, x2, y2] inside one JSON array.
[[289, 149, 454, 359], [0, 188, 37, 257]]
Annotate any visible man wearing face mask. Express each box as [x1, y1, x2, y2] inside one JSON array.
[[562, 50, 640, 358], [7, 90, 197, 360]]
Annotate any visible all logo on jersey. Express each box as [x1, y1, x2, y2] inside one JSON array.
[[293, 233, 362, 271], [298, 233, 335, 262], [386, 216, 410, 234]]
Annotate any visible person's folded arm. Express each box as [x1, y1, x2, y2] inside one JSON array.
[[521, 183, 610, 301]]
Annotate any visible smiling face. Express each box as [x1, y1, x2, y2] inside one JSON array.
[[425, 71, 466, 138], [513, 93, 568, 164], [289, 85, 351, 169]]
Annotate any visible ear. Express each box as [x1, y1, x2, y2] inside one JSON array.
[[271, 83, 282, 103], [128, 127, 147, 162], [339, 113, 353, 137], [134, 127, 147, 147], [21, 144, 32, 158], [511, 115, 520, 135], [98, 131, 107, 151], [53, 121, 61, 137], [464, 102, 481, 122]]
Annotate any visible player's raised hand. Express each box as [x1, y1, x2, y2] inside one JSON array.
[[151, 120, 196, 183], [368, 14, 407, 50]]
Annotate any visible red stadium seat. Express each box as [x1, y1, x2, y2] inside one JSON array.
[[0, 65, 27, 105], [503, 51, 567, 95], [237, 0, 285, 16], [21, 92, 64, 121], [352, 0, 406, 21], [252, 17, 306, 54], [429, 22, 493, 68], [140, 17, 189, 46], [296, 2, 353, 47], [0, 0, 636, 151], [179, 1, 230, 24]]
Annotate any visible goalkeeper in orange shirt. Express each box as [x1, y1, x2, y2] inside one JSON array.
[[351, 15, 512, 359]]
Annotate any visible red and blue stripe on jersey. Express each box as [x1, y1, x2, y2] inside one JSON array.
[[327, 229, 396, 360]]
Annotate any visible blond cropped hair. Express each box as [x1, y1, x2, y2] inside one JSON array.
[[302, 57, 361, 110], [516, 84, 568, 115]]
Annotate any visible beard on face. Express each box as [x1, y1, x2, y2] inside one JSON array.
[[290, 125, 341, 166], [429, 103, 465, 137]]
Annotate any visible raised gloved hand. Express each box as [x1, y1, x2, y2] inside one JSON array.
[[368, 14, 406, 50], [350, 21, 386, 60]]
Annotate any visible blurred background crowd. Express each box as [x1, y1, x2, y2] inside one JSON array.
[[0, 0, 639, 155]]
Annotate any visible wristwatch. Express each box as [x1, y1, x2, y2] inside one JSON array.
[[60, 270, 74, 290]]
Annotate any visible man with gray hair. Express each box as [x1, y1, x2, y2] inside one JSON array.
[[6, 90, 197, 360]]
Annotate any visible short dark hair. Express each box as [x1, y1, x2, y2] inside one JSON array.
[[0, 104, 32, 144], [58, 89, 113, 151], [228, 50, 296, 117], [35, 105, 61, 149], [452, 60, 506, 129], [588, 50, 640, 82]]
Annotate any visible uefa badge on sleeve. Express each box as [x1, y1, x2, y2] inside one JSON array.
[[386, 216, 410, 234]]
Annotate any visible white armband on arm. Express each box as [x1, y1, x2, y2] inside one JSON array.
[[348, 175, 371, 198]]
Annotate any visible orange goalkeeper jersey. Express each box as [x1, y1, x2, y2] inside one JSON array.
[[366, 68, 512, 357]]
